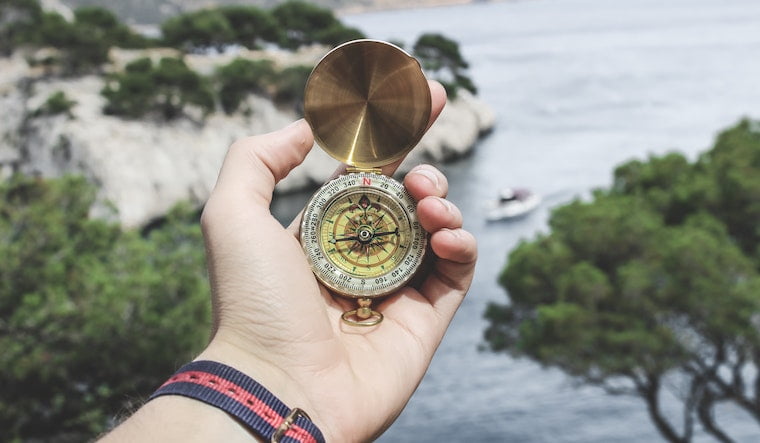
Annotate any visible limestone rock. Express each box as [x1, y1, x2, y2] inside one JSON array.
[[276, 88, 495, 193], [1, 54, 494, 227], [18, 76, 296, 227]]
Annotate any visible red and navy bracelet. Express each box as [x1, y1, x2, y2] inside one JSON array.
[[150, 360, 325, 443]]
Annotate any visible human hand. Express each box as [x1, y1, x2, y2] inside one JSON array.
[[195, 81, 476, 442]]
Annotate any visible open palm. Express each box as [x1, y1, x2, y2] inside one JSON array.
[[197, 82, 477, 442]]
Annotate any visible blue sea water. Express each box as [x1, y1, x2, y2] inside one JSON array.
[[277, 0, 760, 440]]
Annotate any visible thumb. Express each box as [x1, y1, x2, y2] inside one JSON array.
[[211, 119, 314, 208]]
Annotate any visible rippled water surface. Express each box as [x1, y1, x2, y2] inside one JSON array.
[[275, 0, 760, 440]]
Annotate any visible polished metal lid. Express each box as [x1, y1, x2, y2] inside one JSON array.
[[303, 40, 432, 168]]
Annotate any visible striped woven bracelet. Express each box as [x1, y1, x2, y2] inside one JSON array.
[[150, 360, 325, 443]]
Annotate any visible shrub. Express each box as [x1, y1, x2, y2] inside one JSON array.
[[159, 3, 363, 52], [26, 11, 111, 73], [73, 6, 154, 49], [0, 175, 210, 441], [102, 57, 215, 120], [2, 1, 154, 62], [273, 65, 313, 110], [315, 23, 365, 48], [215, 58, 276, 114], [0, 0, 43, 55], [161, 9, 235, 52], [218, 5, 280, 49], [32, 90, 77, 117], [271, 1, 364, 49], [28, 7, 145, 74], [413, 33, 477, 98]]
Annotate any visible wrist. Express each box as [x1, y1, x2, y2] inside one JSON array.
[[150, 360, 324, 442], [196, 336, 332, 440]]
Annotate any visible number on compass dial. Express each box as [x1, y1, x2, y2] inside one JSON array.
[[301, 173, 427, 298], [322, 190, 407, 278]]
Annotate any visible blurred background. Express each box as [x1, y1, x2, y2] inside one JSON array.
[[1, 0, 759, 441]]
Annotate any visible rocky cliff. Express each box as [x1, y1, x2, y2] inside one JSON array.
[[0, 49, 494, 227], [58, 0, 492, 25]]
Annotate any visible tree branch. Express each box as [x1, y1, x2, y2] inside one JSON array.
[[753, 351, 760, 413], [640, 374, 688, 443], [696, 389, 734, 443], [687, 347, 760, 423]]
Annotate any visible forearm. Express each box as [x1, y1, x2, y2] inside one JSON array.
[[100, 395, 263, 443]]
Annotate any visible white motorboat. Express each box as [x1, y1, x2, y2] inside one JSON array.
[[486, 188, 542, 221]]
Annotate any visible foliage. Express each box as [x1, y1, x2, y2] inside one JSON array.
[[32, 90, 77, 117], [160, 2, 363, 52], [0, 175, 210, 441], [160, 5, 285, 53], [215, 58, 275, 114], [217, 5, 280, 48], [102, 56, 215, 120], [0, 0, 43, 55], [35, 11, 111, 73], [1, 1, 153, 72], [161, 8, 235, 52], [613, 120, 760, 259], [72, 6, 154, 49], [103, 54, 311, 119], [272, 64, 313, 109], [485, 120, 760, 442], [312, 22, 365, 48], [213, 58, 312, 114], [693, 120, 760, 258], [6, 1, 478, 122], [413, 33, 477, 98], [271, 1, 364, 49]]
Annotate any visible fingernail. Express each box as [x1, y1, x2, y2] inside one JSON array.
[[435, 197, 453, 213], [441, 227, 462, 239], [411, 164, 440, 190], [284, 119, 311, 147]]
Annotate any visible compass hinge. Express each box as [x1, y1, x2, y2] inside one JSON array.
[[347, 166, 382, 175]]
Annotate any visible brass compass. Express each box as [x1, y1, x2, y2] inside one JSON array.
[[300, 40, 431, 326]]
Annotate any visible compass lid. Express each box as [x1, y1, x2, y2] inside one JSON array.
[[304, 40, 432, 169]]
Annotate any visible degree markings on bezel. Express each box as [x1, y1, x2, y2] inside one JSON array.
[[301, 173, 427, 298]]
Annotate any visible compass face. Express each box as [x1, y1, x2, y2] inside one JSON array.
[[300, 173, 427, 298]]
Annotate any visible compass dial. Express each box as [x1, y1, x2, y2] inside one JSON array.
[[301, 173, 427, 298]]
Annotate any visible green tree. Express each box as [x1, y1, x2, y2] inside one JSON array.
[[0, 175, 210, 441], [73, 6, 153, 49], [272, 64, 312, 111], [102, 56, 214, 120], [29, 11, 112, 73], [314, 22, 365, 48], [32, 90, 77, 117], [0, 0, 43, 55], [614, 120, 760, 258], [696, 120, 760, 258], [485, 120, 760, 442], [218, 5, 280, 49], [161, 9, 235, 52], [2, 1, 153, 62], [101, 57, 154, 118], [413, 33, 476, 98], [215, 58, 276, 114], [271, 1, 364, 49]]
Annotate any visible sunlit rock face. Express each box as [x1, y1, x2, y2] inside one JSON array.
[[278, 88, 495, 193], [1, 54, 493, 227]]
